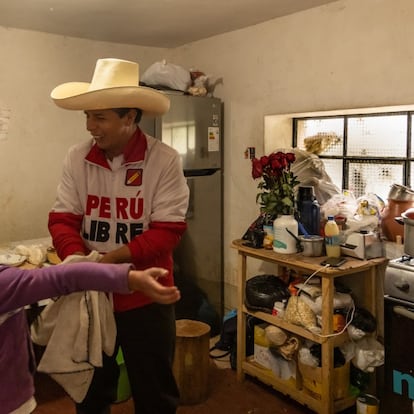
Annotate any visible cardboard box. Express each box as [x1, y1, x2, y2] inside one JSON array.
[[298, 360, 350, 400]]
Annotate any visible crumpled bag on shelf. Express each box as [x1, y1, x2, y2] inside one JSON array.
[[270, 335, 300, 361], [265, 351, 296, 380], [347, 307, 377, 340], [141, 60, 191, 92], [299, 288, 354, 317], [284, 296, 320, 333], [265, 325, 288, 346], [314, 291, 354, 314], [351, 336, 384, 373], [298, 345, 319, 367], [14, 244, 47, 266]]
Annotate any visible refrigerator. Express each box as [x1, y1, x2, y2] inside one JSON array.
[[140, 94, 223, 334]]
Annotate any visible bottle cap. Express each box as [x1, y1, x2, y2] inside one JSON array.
[[327, 215, 334, 220]]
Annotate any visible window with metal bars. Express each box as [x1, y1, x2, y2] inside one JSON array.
[[292, 111, 414, 202]]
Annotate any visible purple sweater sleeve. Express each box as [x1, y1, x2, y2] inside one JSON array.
[[0, 262, 132, 314]]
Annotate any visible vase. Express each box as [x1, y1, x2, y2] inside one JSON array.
[[273, 214, 298, 254]]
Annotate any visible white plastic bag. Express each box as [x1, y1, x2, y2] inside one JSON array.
[[352, 336, 384, 372], [141, 60, 191, 92]]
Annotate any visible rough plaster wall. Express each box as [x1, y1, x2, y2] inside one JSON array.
[[2, 0, 414, 312], [0, 27, 166, 243], [167, 0, 414, 309]]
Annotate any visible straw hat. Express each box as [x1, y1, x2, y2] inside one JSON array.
[[51, 58, 170, 116]]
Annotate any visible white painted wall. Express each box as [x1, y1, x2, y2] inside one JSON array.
[[1, 0, 413, 310], [0, 27, 167, 242], [170, 0, 414, 309]]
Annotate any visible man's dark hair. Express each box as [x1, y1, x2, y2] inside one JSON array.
[[112, 108, 143, 124]]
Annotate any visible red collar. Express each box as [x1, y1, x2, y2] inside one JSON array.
[[85, 128, 148, 168]]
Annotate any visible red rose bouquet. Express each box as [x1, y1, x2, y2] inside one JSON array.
[[251, 151, 299, 216]]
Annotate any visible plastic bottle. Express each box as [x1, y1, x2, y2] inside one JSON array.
[[324, 215, 341, 258]]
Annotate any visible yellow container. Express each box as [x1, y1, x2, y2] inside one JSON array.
[[298, 360, 350, 400], [254, 324, 270, 347]]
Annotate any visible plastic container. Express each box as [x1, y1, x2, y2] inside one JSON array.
[[356, 393, 379, 414], [324, 216, 341, 258], [299, 235, 324, 257], [273, 214, 298, 254]]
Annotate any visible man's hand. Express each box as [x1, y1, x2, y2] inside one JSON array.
[[127, 267, 180, 304]]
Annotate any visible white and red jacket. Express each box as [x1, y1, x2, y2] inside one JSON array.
[[49, 128, 189, 312]]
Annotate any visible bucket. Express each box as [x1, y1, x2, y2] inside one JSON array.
[[356, 394, 379, 414]]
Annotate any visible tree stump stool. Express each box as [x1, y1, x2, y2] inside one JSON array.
[[173, 319, 211, 405]]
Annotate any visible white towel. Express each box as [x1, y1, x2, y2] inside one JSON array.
[[31, 251, 116, 403]]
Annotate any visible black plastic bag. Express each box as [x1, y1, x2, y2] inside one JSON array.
[[242, 214, 266, 241], [351, 307, 377, 333], [245, 274, 291, 313]]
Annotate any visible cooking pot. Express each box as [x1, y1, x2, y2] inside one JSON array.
[[387, 184, 414, 201], [286, 228, 324, 256], [299, 235, 324, 257], [395, 208, 414, 255], [381, 184, 414, 242]]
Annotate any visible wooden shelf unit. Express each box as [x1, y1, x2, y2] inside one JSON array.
[[232, 239, 387, 414]]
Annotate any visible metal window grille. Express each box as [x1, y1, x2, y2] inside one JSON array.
[[293, 112, 412, 201]]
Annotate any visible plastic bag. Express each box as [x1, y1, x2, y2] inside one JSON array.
[[141, 60, 191, 91], [291, 148, 341, 205], [352, 336, 384, 372], [284, 296, 320, 333], [350, 307, 377, 333], [245, 274, 291, 313], [321, 191, 359, 220]]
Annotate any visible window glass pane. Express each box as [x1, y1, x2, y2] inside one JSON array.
[[411, 115, 414, 158], [411, 161, 414, 189], [347, 115, 407, 157], [347, 162, 403, 201], [320, 159, 343, 192], [296, 118, 343, 156]]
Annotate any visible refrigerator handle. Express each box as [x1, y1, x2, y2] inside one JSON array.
[[184, 168, 219, 177]]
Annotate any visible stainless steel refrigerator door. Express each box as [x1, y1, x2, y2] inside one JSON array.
[[156, 95, 222, 170], [173, 169, 223, 319]]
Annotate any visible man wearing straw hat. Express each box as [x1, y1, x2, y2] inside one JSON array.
[[48, 58, 189, 414]]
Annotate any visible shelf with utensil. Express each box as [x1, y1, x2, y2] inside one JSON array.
[[232, 239, 387, 414]]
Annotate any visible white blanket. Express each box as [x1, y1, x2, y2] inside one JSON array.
[[31, 252, 116, 402]]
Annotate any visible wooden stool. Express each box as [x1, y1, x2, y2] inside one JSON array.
[[173, 319, 211, 405]]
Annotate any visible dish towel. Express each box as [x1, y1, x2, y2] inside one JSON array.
[[31, 251, 116, 403]]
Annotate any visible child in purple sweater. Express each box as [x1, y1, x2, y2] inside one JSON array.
[[0, 262, 180, 414]]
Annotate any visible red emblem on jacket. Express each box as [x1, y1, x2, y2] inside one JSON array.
[[125, 169, 143, 186]]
